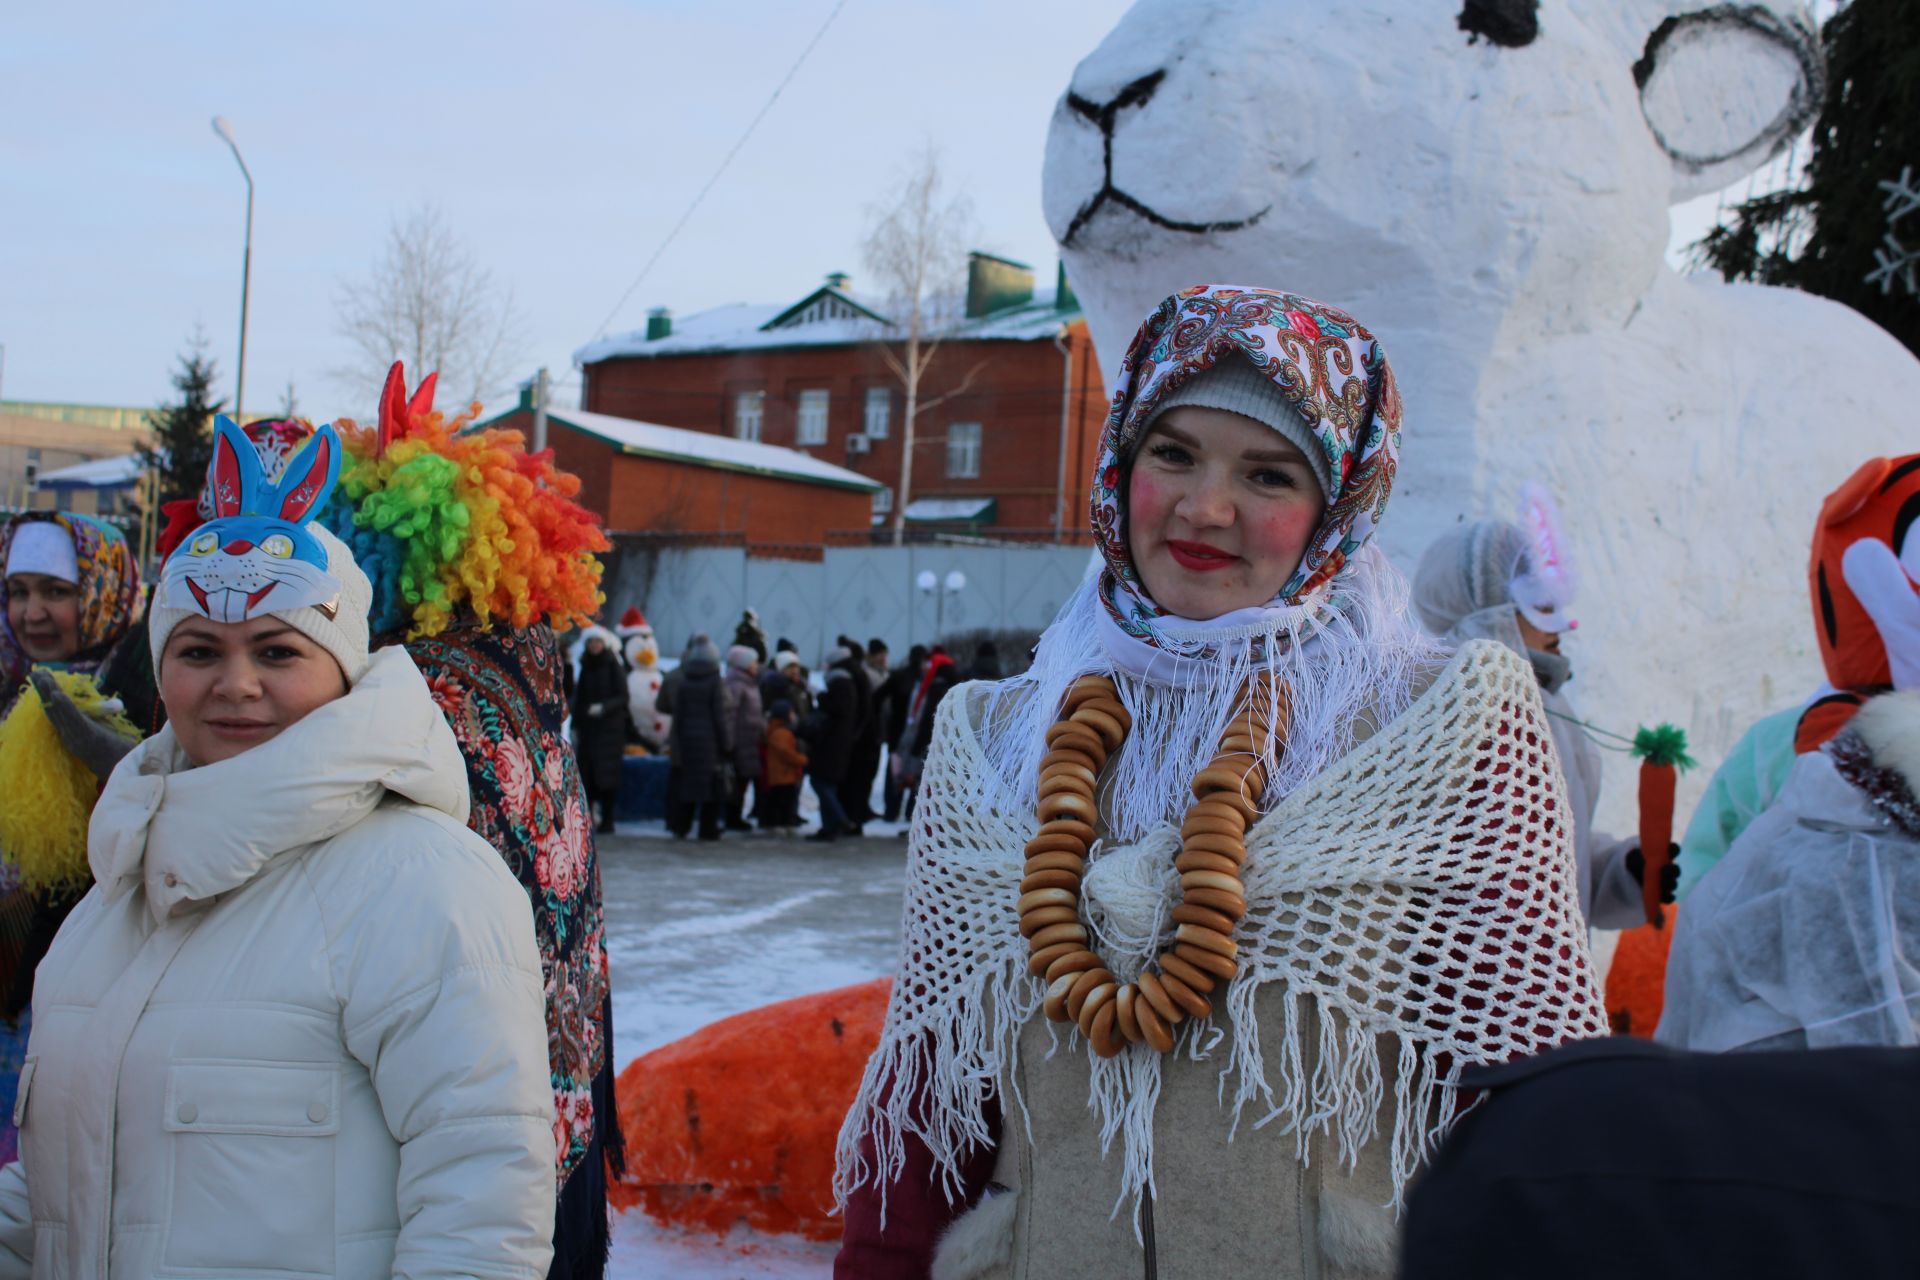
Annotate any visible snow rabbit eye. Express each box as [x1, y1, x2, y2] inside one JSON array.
[[190, 531, 218, 557], [262, 534, 294, 559]]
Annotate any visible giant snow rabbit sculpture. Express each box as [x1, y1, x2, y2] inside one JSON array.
[[1044, 0, 1920, 825]]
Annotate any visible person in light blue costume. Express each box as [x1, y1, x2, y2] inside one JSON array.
[[1674, 705, 1802, 899]]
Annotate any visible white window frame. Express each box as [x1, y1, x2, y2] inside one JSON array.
[[863, 387, 891, 440], [946, 421, 982, 479], [872, 486, 894, 515], [796, 388, 830, 446], [733, 390, 765, 443]]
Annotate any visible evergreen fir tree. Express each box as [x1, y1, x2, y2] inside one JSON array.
[[140, 338, 225, 508], [1693, 0, 1920, 359]]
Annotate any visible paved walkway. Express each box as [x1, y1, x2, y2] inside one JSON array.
[[600, 826, 909, 1069]]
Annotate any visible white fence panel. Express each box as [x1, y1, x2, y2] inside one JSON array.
[[603, 542, 1096, 658]]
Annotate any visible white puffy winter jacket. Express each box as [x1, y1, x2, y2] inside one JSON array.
[[0, 647, 556, 1278]]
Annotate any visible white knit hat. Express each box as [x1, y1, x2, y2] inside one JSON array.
[[150, 525, 374, 684], [1141, 353, 1334, 499], [5, 521, 79, 584]]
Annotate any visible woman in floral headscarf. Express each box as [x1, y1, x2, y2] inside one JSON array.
[[834, 286, 1608, 1280], [0, 513, 148, 717], [0, 511, 150, 1164]]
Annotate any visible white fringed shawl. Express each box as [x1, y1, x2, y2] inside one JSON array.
[[834, 632, 1608, 1220]]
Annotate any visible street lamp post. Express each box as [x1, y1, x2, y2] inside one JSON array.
[[211, 116, 253, 425], [916, 568, 967, 642]]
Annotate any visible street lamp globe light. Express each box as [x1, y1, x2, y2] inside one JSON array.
[[916, 570, 937, 593], [944, 570, 967, 594]]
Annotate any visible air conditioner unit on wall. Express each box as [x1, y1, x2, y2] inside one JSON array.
[[846, 433, 872, 455]]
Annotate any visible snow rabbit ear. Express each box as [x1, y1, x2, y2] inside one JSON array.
[[1633, 4, 1823, 203]]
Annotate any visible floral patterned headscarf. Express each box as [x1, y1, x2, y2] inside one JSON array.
[[1090, 284, 1402, 642], [0, 513, 144, 695]]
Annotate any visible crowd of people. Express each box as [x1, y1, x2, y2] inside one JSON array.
[[565, 606, 991, 845], [0, 280, 1913, 1280]]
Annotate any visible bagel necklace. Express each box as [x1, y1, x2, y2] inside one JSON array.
[[1020, 673, 1289, 1056]]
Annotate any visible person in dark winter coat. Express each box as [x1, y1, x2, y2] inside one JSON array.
[[759, 649, 805, 716], [723, 645, 765, 832], [839, 636, 886, 829], [661, 634, 732, 840], [805, 642, 867, 841], [570, 626, 631, 834], [879, 644, 927, 822], [734, 609, 769, 663], [1400, 1037, 1920, 1280], [966, 639, 1002, 682], [759, 653, 790, 718], [893, 646, 958, 825]]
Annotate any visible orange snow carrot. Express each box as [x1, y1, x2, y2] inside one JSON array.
[[1632, 724, 1694, 929]]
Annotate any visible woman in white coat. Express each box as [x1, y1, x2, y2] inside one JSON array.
[[0, 421, 555, 1278]]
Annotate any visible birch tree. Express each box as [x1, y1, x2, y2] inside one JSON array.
[[333, 204, 526, 409], [862, 147, 981, 545]]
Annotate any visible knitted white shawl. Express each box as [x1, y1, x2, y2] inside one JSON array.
[[835, 637, 1608, 1218]]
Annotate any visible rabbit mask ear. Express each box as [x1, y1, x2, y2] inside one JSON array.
[[208, 416, 259, 518], [1634, 5, 1823, 203], [273, 429, 339, 524]]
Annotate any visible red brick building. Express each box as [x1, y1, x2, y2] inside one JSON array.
[[479, 401, 881, 548], [573, 254, 1109, 541]]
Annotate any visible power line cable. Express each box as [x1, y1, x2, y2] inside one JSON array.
[[590, 0, 851, 342]]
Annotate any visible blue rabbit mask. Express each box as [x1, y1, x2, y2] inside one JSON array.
[[159, 416, 344, 624]]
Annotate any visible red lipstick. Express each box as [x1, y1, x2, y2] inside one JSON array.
[[1165, 539, 1238, 572]]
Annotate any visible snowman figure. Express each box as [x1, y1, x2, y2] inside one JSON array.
[[618, 606, 671, 754]]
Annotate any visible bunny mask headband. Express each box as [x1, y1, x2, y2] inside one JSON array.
[[160, 416, 344, 624]]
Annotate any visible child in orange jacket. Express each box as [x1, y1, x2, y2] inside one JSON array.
[[762, 699, 808, 832]]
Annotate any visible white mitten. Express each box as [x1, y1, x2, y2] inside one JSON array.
[[1842, 538, 1920, 690]]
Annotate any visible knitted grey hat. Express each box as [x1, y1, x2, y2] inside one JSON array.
[[1141, 354, 1333, 499]]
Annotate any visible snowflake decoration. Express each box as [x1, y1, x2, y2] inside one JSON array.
[[1865, 165, 1920, 298]]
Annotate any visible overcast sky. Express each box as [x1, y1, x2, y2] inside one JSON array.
[[3, 0, 1779, 419]]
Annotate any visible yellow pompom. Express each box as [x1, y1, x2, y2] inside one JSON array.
[[0, 670, 138, 891]]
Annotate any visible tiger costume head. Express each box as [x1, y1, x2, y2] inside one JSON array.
[[1797, 455, 1920, 752]]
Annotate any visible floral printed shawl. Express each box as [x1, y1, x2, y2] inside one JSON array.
[[0, 513, 144, 701], [406, 621, 613, 1188], [1090, 284, 1402, 646]]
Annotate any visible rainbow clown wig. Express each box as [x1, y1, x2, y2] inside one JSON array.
[[159, 363, 608, 639]]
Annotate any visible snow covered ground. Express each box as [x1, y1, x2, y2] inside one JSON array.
[[599, 822, 908, 1277]]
